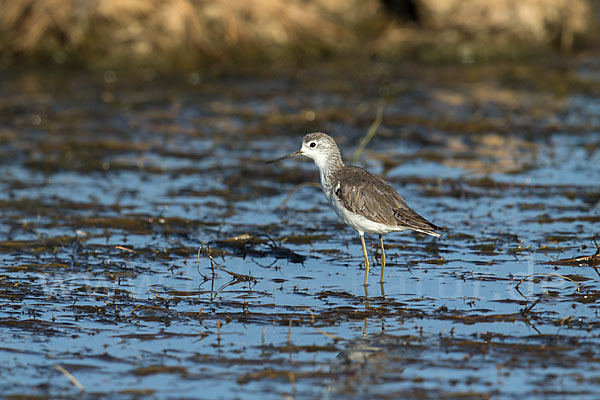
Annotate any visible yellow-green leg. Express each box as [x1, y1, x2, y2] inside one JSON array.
[[360, 233, 370, 286], [379, 234, 386, 282]]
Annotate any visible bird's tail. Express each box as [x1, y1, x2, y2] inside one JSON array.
[[416, 222, 443, 238]]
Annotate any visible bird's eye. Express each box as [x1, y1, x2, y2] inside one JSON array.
[[309, 142, 316, 148]]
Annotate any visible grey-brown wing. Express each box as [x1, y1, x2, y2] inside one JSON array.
[[335, 166, 440, 235]]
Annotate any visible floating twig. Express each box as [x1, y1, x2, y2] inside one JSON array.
[[114, 245, 137, 253], [544, 238, 600, 267], [220, 268, 257, 282], [220, 232, 279, 249], [205, 244, 220, 272], [515, 272, 584, 297], [199, 244, 258, 287], [520, 297, 542, 316], [55, 364, 85, 392]]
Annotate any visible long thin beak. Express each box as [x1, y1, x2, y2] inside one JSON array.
[[265, 149, 303, 164]]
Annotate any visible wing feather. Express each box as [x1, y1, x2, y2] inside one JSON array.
[[334, 166, 440, 236]]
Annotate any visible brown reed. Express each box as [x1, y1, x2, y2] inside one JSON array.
[[0, 0, 595, 69]]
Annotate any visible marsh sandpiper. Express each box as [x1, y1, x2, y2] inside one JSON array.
[[267, 132, 441, 285]]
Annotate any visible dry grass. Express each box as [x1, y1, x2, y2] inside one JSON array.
[[0, 0, 597, 69], [417, 0, 593, 50], [0, 0, 385, 68]]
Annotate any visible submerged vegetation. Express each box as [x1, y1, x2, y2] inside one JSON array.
[[1, 60, 600, 397]]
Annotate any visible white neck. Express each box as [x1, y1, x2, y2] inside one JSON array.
[[312, 151, 343, 192]]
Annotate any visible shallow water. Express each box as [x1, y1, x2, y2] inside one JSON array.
[[1, 62, 600, 399]]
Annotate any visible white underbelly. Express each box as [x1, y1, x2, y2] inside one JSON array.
[[327, 191, 401, 235]]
